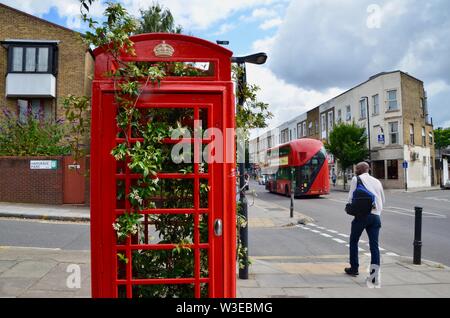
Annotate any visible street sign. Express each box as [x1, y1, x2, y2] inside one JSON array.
[[403, 161, 409, 169], [30, 160, 58, 170], [378, 134, 385, 144]]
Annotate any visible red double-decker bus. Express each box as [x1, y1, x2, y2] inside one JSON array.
[[263, 139, 330, 197]]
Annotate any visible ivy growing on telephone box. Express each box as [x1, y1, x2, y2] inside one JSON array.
[[75, 0, 271, 298]]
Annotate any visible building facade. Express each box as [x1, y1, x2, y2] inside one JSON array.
[[250, 71, 436, 189], [0, 3, 94, 121]]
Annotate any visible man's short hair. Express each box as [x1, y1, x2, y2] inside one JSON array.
[[356, 162, 370, 175]]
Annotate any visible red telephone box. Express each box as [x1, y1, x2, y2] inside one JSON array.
[[90, 34, 236, 298]]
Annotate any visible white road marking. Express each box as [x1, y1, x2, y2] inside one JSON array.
[[294, 220, 401, 258], [328, 198, 348, 204], [384, 207, 446, 219], [425, 197, 450, 203], [386, 252, 399, 257], [389, 206, 447, 217], [327, 197, 447, 218]]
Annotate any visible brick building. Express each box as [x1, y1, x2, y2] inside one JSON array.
[[0, 3, 93, 204], [0, 3, 94, 120]]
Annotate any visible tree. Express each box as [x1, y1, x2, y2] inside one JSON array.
[[434, 127, 450, 186], [325, 123, 369, 189], [136, 3, 183, 34], [434, 127, 450, 153]]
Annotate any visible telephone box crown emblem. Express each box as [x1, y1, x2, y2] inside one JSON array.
[[153, 41, 175, 57]]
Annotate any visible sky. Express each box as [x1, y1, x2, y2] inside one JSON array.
[[2, 0, 450, 138]]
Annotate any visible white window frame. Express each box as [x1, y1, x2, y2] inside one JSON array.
[[337, 109, 342, 123], [422, 127, 426, 146], [372, 94, 379, 115], [346, 105, 351, 121], [327, 111, 334, 133], [389, 122, 399, 145], [321, 113, 327, 139], [302, 122, 307, 137], [387, 89, 398, 111], [359, 99, 367, 119]]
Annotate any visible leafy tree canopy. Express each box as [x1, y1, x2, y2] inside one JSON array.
[[434, 127, 450, 151], [136, 2, 183, 34], [325, 123, 369, 171]]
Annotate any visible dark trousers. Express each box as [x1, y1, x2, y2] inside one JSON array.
[[350, 214, 381, 270]]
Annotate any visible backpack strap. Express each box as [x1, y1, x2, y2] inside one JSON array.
[[356, 176, 363, 186]]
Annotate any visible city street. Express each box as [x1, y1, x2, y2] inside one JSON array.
[[0, 219, 89, 250], [0, 183, 449, 266], [1, 183, 450, 298], [248, 181, 450, 266]]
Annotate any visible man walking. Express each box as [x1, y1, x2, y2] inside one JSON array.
[[345, 162, 385, 281]]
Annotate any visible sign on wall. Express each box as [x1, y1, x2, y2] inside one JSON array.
[[403, 161, 409, 169], [30, 160, 58, 170]]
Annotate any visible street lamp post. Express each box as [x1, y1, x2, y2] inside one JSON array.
[[231, 53, 267, 280], [362, 96, 372, 164]]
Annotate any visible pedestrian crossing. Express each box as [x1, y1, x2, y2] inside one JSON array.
[[296, 223, 399, 257]]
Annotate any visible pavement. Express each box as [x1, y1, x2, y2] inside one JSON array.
[[0, 246, 90, 298], [1, 195, 450, 298]]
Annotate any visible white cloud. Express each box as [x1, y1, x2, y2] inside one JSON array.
[[252, 36, 276, 53], [426, 81, 450, 98], [269, 0, 450, 90], [212, 23, 235, 36], [259, 18, 283, 30], [122, 0, 287, 31], [1, 0, 106, 29], [2, 0, 287, 32], [246, 63, 343, 138], [265, 0, 450, 127], [250, 7, 278, 19]]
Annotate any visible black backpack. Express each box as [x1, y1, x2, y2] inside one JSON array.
[[345, 176, 375, 218]]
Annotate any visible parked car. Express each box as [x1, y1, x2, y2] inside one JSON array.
[[444, 180, 450, 189]]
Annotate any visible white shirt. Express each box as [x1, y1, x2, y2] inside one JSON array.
[[348, 173, 385, 215]]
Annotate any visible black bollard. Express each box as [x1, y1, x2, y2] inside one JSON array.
[[413, 206, 423, 265]]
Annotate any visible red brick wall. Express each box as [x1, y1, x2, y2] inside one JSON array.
[[0, 156, 64, 204]]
